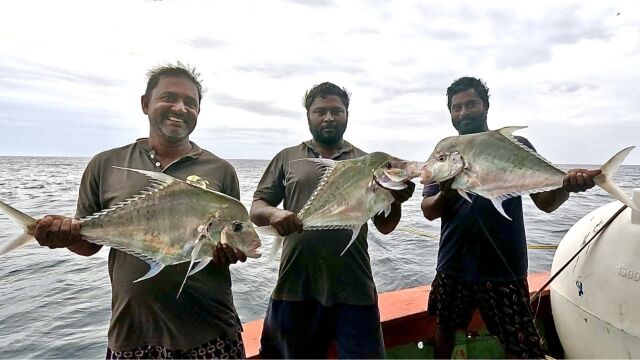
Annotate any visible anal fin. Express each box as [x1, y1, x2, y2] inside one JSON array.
[[491, 199, 512, 221], [133, 261, 165, 282], [340, 224, 363, 256]]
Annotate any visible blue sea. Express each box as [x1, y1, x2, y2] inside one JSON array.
[[0, 156, 638, 358]]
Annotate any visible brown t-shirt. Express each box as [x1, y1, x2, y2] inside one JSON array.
[[76, 139, 242, 351], [253, 140, 377, 306]]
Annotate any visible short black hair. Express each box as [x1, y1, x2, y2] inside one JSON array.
[[303, 82, 350, 111], [446, 76, 490, 111], [145, 61, 204, 101]]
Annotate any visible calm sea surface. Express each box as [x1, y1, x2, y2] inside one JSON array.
[[0, 156, 638, 358]]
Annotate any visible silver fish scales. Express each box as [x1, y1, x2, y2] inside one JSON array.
[[0, 167, 262, 294], [420, 126, 637, 218]]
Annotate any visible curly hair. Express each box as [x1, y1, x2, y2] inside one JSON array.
[[145, 61, 205, 101], [446, 76, 490, 111], [303, 82, 350, 111]]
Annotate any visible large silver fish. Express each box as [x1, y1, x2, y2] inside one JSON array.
[[266, 151, 421, 256], [419, 126, 637, 219], [0, 167, 261, 293]]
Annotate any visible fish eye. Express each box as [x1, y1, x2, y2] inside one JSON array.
[[437, 155, 447, 162], [385, 161, 393, 169], [232, 221, 243, 233]]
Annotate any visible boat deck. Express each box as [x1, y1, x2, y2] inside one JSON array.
[[242, 272, 561, 358]]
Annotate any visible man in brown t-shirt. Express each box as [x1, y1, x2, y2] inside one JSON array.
[[251, 82, 415, 358], [31, 63, 248, 359]]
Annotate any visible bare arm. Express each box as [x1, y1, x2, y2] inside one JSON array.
[[250, 199, 303, 236], [373, 180, 416, 234], [421, 178, 457, 221], [373, 201, 401, 234], [531, 168, 601, 213]]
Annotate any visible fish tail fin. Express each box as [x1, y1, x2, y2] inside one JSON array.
[[595, 146, 638, 211], [269, 235, 284, 261], [253, 226, 283, 261], [0, 199, 37, 256]]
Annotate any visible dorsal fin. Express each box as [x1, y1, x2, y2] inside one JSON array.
[[78, 167, 178, 223], [495, 126, 559, 170], [296, 158, 338, 219], [497, 126, 527, 137]]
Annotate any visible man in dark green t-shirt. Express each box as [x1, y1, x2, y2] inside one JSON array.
[[251, 82, 415, 358], [31, 63, 247, 359]]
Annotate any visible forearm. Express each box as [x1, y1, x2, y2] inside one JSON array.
[[373, 202, 401, 234], [421, 191, 456, 221], [250, 199, 278, 226], [531, 188, 570, 213], [67, 240, 102, 256]]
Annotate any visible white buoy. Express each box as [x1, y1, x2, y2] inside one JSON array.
[[550, 189, 640, 358]]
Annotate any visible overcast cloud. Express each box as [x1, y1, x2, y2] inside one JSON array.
[[0, 0, 638, 165]]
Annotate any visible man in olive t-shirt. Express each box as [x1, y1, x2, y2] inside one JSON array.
[[251, 82, 415, 358], [32, 63, 248, 359]]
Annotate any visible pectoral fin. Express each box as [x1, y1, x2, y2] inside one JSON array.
[[457, 189, 472, 202], [177, 240, 205, 298], [188, 258, 212, 276]]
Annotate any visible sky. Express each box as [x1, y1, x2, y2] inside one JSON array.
[[1, 0, 639, 164]]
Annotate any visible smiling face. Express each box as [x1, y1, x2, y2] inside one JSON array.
[[307, 95, 348, 145], [142, 75, 200, 143]]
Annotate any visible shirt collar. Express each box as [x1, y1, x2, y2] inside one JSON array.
[[303, 139, 354, 159], [136, 138, 203, 159]]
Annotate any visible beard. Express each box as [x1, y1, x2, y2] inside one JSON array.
[[452, 112, 488, 135], [153, 113, 194, 142], [310, 125, 345, 145]]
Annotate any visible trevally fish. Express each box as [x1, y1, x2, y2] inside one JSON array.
[[264, 152, 421, 256], [0, 167, 261, 295], [419, 126, 637, 219]]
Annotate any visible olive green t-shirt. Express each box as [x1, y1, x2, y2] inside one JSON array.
[[253, 140, 377, 306], [76, 139, 242, 351]]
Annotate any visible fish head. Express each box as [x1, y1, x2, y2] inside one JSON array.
[[218, 220, 262, 259], [368, 152, 421, 189], [420, 151, 465, 184]]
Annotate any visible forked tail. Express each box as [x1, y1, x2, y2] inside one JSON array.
[[596, 146, 638, 211], [0, 200, 37, 256]]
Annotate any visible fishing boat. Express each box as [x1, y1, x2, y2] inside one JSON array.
[[242, 191, 640, 359], [242, 271, 563, 359]]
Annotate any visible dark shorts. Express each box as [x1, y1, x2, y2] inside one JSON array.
[[428, 272, 545, 359], [259, 298, 385, 359], [105, 331, 245, 359]]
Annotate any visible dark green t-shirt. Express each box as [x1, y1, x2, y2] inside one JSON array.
[[76, 139, 242, 351], [253, 140, 377, 306]]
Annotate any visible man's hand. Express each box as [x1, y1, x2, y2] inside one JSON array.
[[269, 209, 304, 237], [33, 215, 82, 249], [563, 169, 601, 193], [211, 243, 247, 266], [389, 180, 416, 203]]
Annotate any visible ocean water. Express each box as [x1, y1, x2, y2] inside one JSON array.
[[0, 156, 638, 358]]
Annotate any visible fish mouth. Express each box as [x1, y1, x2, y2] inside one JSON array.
[[420, 167, 433, 184]]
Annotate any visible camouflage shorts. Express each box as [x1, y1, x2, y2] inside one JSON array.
[[105, 331, 245, 359], [428, 272, 545, 359]]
